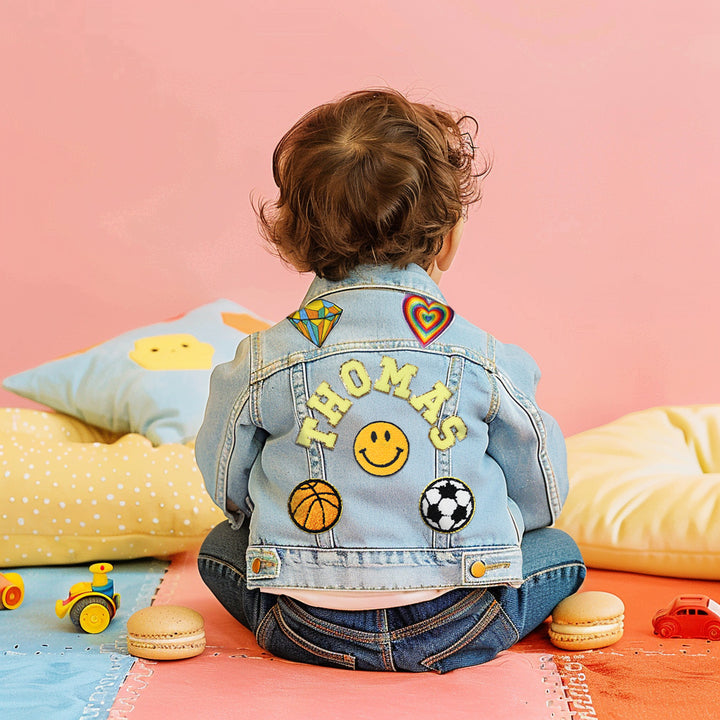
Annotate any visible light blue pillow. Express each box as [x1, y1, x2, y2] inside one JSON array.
[[3, 300, 270, 445]]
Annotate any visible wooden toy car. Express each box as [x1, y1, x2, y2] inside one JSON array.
[[0, 571, 24, 610], [652, 594, 720, 640], [55, 562, 120, 633]]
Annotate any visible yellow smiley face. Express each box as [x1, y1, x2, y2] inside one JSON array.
[[353, 422, 409, 476]]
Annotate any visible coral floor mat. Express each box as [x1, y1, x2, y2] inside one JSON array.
[[516, 569, 720, 719], [0, 558, 168, 720], [109, 554, 720, 720], [563, 571, 719, 720], [110, 551, 567, 719]]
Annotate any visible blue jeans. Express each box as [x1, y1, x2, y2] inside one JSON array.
[[197, 523, 585, 673]]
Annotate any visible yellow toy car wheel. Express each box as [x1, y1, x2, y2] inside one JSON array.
[[70, 596, 114, 634]]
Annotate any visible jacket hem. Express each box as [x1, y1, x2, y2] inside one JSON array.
[[245, 544, 523, 591]]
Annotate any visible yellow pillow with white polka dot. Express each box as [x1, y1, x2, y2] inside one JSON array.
[[0, 408, 223, 566]]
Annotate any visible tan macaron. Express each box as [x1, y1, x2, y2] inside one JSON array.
[[126, 605, 206, 660], [549, 591, 624, 650]]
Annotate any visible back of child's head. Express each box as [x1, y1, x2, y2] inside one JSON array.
[[256, 88, 488, 280]]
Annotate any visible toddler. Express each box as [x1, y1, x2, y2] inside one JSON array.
[[196, 88, 585, 673]]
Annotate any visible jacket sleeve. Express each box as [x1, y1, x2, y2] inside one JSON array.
[[485, 342, 569, 532], [195, 336, 266, 528]]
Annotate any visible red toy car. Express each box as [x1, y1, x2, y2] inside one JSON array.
[[652, 594, 720, 640]]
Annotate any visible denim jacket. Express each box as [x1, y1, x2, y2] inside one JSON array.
[[196, 264, 568, 593]]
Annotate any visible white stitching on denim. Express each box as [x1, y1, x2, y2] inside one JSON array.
[[496, 600, 521, 644], [377, 609, 396, 672], [215, 386, 249, 509], [250, 334, 262, 426], [280, 598, 379, 643], [197, 554, 247, 583], [254, 606, 274, 649], [271, 605, 356, 669], [252, 342, 496, 384], [523, 561, 586, 585], [493, 371, 561, 521], [420, 598, 503, 670], [390, 589, 488, 640]]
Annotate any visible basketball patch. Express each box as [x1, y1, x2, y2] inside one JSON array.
[[403, 294, 454, 346], [420, 477, 474, 533], [288, 480, 343, 533]]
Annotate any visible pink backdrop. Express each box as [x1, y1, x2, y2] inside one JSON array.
[[2, 2, 718, 436]]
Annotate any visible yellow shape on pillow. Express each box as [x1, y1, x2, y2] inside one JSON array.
[[555, 405, 720, 580], [0, 408, 222, 567], [129, 334, 215, 370]]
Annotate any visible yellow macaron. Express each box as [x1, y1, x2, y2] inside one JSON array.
[[126, 605, 206, 660], [549, 591, 624, 650]]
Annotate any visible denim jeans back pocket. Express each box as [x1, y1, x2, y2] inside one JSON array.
[[255, 604, 357, 670], [418, 596, 520, 673]]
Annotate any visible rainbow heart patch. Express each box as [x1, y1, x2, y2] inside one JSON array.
[[403, 294, 455, 346]]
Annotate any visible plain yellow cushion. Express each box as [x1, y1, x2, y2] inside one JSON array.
[[0, 408, 223, 566], [555, 405, 720, 579]]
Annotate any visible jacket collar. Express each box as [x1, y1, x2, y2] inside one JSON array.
[[301, 263, 448, 306]]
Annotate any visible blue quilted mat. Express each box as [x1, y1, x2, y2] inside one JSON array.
[[0, 559, 168, 720]]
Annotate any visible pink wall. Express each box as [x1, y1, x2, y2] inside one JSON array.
[[2, 2, 718, 436]]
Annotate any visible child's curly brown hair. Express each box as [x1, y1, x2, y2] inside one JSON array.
[[255, 89, 490, 281]]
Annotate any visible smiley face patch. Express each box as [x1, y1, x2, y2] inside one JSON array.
[[403, 295, 454, 346], [353, 422, 409, 476]]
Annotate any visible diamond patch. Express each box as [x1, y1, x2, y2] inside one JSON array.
[[287, 299, 343, 347]]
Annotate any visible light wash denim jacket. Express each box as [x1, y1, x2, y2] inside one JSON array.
[[196, 264, 568, 592]]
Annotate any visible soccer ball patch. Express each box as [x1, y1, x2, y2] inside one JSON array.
[[420, 477, 474, 533]]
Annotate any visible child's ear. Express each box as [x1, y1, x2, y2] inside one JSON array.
[[436, 218, 464, 272]]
